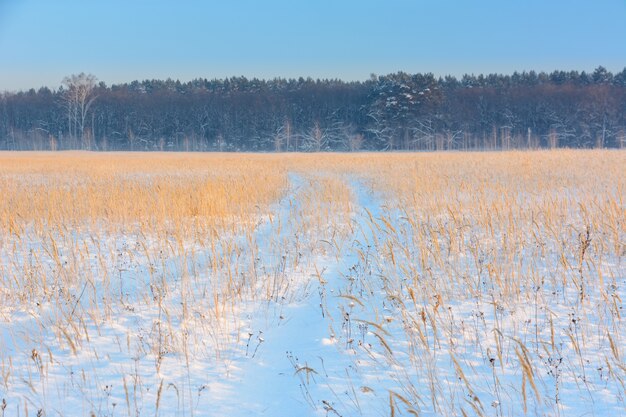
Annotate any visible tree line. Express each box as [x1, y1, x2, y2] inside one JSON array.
[[1, 66, 625, 151]]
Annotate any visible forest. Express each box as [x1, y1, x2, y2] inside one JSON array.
[[1, 66, 625, 151]]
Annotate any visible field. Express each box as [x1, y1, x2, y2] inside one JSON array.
[[0, 150, 624, 417]]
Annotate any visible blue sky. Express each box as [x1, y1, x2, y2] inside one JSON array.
[[1, 0, 625, 91]]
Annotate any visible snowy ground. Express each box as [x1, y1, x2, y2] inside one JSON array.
[[0, 170, 624, 416]]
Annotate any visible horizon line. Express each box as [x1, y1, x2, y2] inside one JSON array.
[[3, 65, 625, 94]]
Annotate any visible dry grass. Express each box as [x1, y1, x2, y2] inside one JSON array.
[[330, 150, 625, 415], [0, 149, 623, 416], [0, 152, 288, 235]]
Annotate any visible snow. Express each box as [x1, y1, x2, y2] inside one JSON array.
[[0, 171, 624, 416]]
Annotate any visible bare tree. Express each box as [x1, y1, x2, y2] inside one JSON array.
[[334, 122, 363, 152], [412, 119, 436, 150], [282, 118, 293, 151], [444, 129, 464, 150], [347, 133, 364, 152], [546, 110, 577, 149], [303, 121, 329, 152], [62, 73, 98, 149], [272, 118, 293, 152], [216, 133, 226, 151], [617, 128, 626, 149]]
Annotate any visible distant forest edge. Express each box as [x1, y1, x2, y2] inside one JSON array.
[[2, 66, 626, 151]]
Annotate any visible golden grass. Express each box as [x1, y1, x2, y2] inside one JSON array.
[[0, 149, 623, 416], [331, 150, 625, 415], [0, 152, 288, 235]]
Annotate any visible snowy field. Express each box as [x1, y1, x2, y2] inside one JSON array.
[[0, 151, 624, 417]]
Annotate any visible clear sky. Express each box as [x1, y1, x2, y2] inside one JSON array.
[[1, 0, 625, 91]]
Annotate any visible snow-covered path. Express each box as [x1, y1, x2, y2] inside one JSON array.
[[200, 174, 394, 417], [1, 168, 624, 417], [0, 172, 393, 417]]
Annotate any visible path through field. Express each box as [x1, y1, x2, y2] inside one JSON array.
[[1, 160, 625, 417], [202, 174, 395, 417], [0, 173, 397, 417]]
